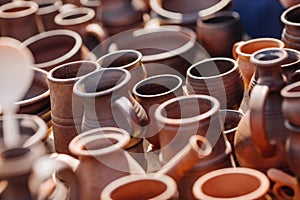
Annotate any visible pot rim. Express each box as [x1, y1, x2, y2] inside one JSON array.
[[133, 74, 183, 98], [187, 57, 238, 80], [250, 47, 288, 67], [23, 29, 82, 70], [281, 81, 300, 98], [154, 94, 220, 125], [101, 173, 178, 200], [36, 0, 63, 15], [0, 1, 38, 19], [192, 167, 270, 200], [197, 10, 240, 28], [54, 7, 95, 26], [281, 4, 300, 27]]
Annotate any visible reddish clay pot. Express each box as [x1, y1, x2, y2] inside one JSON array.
[[186, 57, 244, 110], [234, 48, 289, 172], [281, 4, 300, 37], [0, 1, 39, 41]]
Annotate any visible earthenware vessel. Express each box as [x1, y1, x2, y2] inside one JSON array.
[[234, 48, 289, 172], [232, 38, 285, 88], [0, 1, 39, 41], [47, 60, 99, 155], [196, 11, 243, 57], [281, 4, 300, 37]]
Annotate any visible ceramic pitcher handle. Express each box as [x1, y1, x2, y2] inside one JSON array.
[[250, 85, 276, 157], [232, 41, 245, 59], [29, 154, 79, 200], [85, 23, 108, 44], [114, 96, 148, 138], [267, 168, 296, 200]]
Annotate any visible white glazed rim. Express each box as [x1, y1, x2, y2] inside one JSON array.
[[187, 57, 238, 80], [133, 74, 183, 98], [36, 0, 63, 15], [22, 29, 82, 69], [154, 94, 220, 125], [281, 4, 300, 27], [0, 1, 38, 18], [192, 167, 270, 200], [54, 7, 95, 26], [101, 173, 177, 200]]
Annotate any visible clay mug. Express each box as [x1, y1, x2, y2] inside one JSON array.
[[132, 74, 184, 150], [196, 11, 243, 58], [100, 135, 212, 200], [47, 60, 99, 155], [23, 29, 95, 71], [234, 48, 289, 172], [101, 25, 201, 78], [33, 0, 63, 31], [0, 1, 40, 41], [73, 68, 148, 147], [54, 6, 107, 51], [232, 37, 285, 88], [0, 114, 48, 200], [155, 94, 232, 199], [193, 167, 271, 200], [96, 49, 147, 93], [186, 57, 244, 110]]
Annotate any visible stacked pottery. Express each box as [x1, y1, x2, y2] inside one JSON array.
[[234, 48, 289, 172], [281, 4, 300, 50]]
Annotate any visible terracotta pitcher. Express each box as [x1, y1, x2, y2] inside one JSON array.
[[47, 60, 99, 155], [100, 135, 212, 200], [234, 48, 289, 172]]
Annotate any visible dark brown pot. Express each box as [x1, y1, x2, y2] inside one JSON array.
[[281, 4, 300, 37], [234, 48, 289, 172]]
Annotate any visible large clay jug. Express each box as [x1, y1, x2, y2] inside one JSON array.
[[234, 48, 289, 171]]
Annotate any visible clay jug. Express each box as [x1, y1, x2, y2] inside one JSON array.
[[234, 48, 289, 172], [193, 167, 271, 200], [47, 60, 99, 155], [100, 135, 212, 200], [186, 57, 244, 110]]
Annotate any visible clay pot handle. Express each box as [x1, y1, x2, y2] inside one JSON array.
[[250, 85, 276, 157], [232, 41, 245, 60], [267, 168, 296, 200], [85, 23, 108, 44], [29, 154, 79, 200], [114, 96, 148, 138]]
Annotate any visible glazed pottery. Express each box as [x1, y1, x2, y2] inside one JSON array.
[[232, 38, 285, 88], [0, 1, 40, 41], [186, 57, 244, 110], [234, 48, 289, 172], [73, 68, 148, 145], [54, 6, 107, 51], [196, 11, 243, 58], [23, 29, 94, 72], [98, 0, 145, 36], [193, 167, 271, 200], [96, 49, 147, 92], [101, 25, 202, 78], [155, 94, 232, 199], [101, 135, 212, 200], [47, 60, 99, 155], [132, 74, 184, 149], [34, 0, 63, 31], [0, 114, 48, 200], [149, 0, 232, 30]]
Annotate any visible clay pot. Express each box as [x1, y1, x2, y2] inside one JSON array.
[[73, 68, 148, 148], [98, 0, 145, 36], [23, 29, 95, 72], [193, 167, 271, 200], [0, 114, 48, 200], [149, 0, 232, 30], [101, 25, 201, 78], [79, 0, 101, 19], [281, 4, 300, 37], [232, 38, 285, 89], [0, 1, 39, 41], [196, 11, 243, 58], [132, 74, 184, 149], [54, 6, 107, 51], [234, 48, 289, 172], [96, 49, 147, 92], [155, 94, 232, 199], [47, 60, 99, 155], [186, 57, 244, 110], [100, 135, 212, 200], [34, 0, 63, 31]]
